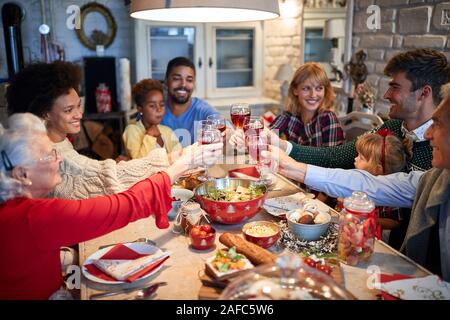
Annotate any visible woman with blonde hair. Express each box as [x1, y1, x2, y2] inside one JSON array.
[[270, 62, 345, 147]]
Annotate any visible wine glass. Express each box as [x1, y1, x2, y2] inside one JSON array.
[[196, 121, 222, 181], [247, 133, 271, 184], [230, 103, 251, 129], [206, 114, 227, 134], [243, 116, 264, 138]]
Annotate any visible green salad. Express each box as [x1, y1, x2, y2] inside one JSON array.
[[204, 185, 265, 202]]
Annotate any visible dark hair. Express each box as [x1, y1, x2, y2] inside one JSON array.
[[132, 79, 164, 107], [165, 56, 196, 80], [6, 61, 81, 118], [384, 49, 450, 105]]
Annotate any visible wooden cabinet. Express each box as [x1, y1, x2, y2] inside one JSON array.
[[134, 20, 263, 99]]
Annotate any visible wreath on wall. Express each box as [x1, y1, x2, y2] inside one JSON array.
[[75, 2, 117, 51]]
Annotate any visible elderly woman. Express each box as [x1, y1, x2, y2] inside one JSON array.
[[0, 113, 222, 300], [6, 61, 180, 199]]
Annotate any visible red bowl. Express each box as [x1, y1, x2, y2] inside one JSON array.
[[194, 178, 267, 225], [189, 226, 216, 250], [242, 221, 280, 248]]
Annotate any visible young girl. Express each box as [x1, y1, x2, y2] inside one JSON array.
[[353, 129, 412, 232], [123, 79, 182, 159], [270, 62, 345, 147]]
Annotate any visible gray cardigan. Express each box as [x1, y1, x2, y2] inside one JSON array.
[[402, 168, 450, 280]]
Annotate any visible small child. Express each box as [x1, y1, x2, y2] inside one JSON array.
[[123, 79, 181, 159], [353, 128, 412, 233]]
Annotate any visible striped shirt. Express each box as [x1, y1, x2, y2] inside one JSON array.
[[270, 110, 345, 147]]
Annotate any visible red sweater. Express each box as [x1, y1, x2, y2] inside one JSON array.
[[0, 172, 171, 300]]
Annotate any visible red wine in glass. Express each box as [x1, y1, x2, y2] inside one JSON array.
[[231, 112, 251, 129], [197, 128, 221, 181], [207, 114, 227, 133], [216, 124, 226, 133], [230, 103, 251, 129]]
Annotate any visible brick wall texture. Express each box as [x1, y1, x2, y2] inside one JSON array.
[[352, 0, 450, 115]]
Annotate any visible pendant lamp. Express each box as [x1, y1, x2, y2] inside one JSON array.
[[130, 0, 280, 22]]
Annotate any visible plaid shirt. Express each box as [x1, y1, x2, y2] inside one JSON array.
[[270, 110, 345, 147]]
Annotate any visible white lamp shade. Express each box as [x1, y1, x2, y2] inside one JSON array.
[[323, 18, 346, 39], [130, 0, 280, 22], [274, 64, 293, 81]]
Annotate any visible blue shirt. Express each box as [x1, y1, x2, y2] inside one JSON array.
[[161, 97, 219, 146], [305, 165, 423, 207], [305, 165, 450, 281]]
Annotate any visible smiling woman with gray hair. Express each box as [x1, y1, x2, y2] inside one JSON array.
[[0, 113, 48, 202], [0, 113, 222, 299]]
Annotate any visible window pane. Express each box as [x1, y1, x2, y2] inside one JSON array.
[[149, 27, 195, 81], [304, 28, 332, 63], [215, 29, 254, 88]]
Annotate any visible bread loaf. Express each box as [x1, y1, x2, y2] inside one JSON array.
[[219, 233, 276, 265]]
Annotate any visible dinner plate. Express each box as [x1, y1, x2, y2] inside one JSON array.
[[82, 242, 165, 284], [264, 192, 316, 219]]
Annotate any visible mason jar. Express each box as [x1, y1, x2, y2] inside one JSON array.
[[338, 191, 377, 266]]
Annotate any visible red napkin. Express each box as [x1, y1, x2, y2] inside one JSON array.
[[228, 167, 260, 179], [379, 273, 414, 300], [85, 244, 169, 283]]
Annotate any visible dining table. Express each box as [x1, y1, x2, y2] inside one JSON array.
[[78, 152, 431, 300]]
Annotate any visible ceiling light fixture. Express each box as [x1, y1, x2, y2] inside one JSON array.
[[130, 0, 280, 22]]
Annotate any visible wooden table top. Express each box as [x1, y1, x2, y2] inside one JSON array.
[[78, 156, 430, 300]]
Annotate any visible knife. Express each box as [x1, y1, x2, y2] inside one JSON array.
[[89, 282, 167, 300]]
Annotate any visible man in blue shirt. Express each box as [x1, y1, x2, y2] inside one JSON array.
[[161, 57, 219, 146], [263, 83, 450, 281]]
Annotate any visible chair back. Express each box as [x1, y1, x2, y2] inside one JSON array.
[[339, 111, 384, 142]]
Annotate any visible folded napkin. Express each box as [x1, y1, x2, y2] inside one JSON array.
[[264, 192, 312, 211], [380, 275, 450, 300], [228, 167, 260, 180], [85, 244, 170, 282]]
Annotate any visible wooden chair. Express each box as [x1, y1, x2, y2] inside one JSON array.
[[339, 111, 384, 141]]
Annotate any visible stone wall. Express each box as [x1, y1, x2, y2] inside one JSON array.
[[352, 0, 450, 116], [0, 0, 133, 125], [0, 0, 134, 79], [264, 0, 304, 103]]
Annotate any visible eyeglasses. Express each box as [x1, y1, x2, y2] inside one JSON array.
[[1, 149, 59, 171], [36, 149, 59, 163]]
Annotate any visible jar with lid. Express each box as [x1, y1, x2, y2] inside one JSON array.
[[174, 201, 209, 234], [338, 191, 377, 266], [95, 83, 111, 113]]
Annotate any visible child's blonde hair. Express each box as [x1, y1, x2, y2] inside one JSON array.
[[355, 131, 412, 174], [285, 62, 336, 116]]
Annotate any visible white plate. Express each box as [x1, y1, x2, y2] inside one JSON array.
[[264, 192, 315, 218], [205, 254, 254, 281], [82, 242, 165, 284]]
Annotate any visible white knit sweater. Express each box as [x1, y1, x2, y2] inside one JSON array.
[[52, 139, 170, 199]]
